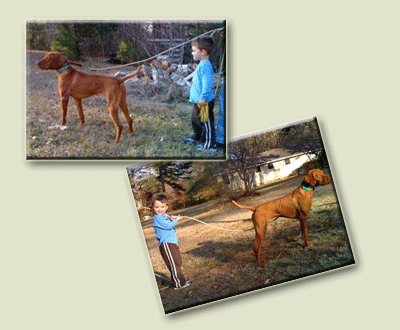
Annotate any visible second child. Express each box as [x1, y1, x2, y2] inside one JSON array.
[[184, 35, 217, 151]]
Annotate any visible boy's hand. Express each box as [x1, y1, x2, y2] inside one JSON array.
[[198, 99, 206, 106], [171, 215, 181, 221]]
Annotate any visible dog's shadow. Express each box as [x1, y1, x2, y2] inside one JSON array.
[[185, 240, 254, 264]]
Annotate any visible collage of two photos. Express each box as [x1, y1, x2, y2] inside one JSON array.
[[26, 20, 354, 315]]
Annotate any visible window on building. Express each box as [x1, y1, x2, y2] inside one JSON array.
[[256, 165, 261, 172], [285, 158, 291, 165], [268, 163, 274, 170]]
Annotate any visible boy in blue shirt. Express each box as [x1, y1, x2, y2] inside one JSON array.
[[184, 35, 217, 151], [152, 194, 191, 290]]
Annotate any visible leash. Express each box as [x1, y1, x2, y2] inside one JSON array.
[[144, 213, 248, 232], [182, 215, 248, 233]]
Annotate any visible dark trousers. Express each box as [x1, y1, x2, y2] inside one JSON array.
[[191, 99, 216, 148], [159, 242, 187, 288]]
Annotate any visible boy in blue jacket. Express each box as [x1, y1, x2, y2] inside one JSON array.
[[184, 35, 217, 151], [152, 194, 191, 290]]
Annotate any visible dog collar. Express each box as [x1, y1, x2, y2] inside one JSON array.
[[300, 180, 314, 191], [56, 65, 70, 73]]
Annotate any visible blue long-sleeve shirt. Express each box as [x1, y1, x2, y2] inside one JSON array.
[[152, 214, 178, 246], [189, 60, 214, 103]]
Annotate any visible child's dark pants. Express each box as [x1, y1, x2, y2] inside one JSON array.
[[191, 99, 216, 148], [159, 242, 187, 288]]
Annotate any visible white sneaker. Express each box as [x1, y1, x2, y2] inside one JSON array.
[[173, 280, 192, 290], [196, 144, 217, 152]]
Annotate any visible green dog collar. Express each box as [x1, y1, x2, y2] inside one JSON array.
[[301, 185, 313, 191], [300, 180, 314, 191], [57, 65, 70, 73]]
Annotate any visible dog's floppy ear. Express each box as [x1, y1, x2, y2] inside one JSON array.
[[304, 170, 317, 187], [52, 52, 69, 69]]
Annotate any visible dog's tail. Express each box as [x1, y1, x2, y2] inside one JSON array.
[[231, 200, 256, 212], [118, 65, 143, 83]]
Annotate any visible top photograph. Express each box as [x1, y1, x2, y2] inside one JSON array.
[[26, 20, 226, 160]]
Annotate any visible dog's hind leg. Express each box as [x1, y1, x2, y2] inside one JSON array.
[[119, 93, 133, 133], [73, 98, 85, 125], [107, 103, 122, 143], [252, 213, 268, 267]]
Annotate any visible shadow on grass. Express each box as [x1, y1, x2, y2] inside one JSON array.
[[186, 240, 253, 263]]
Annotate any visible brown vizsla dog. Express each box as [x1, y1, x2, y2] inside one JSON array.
[[232, 169, 331, 267], [36, 51, 142, 143]]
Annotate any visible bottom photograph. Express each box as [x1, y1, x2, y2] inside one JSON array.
[[126, 117, 355, 314]]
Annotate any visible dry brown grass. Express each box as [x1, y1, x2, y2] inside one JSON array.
[[26, 51, 225, 160], [140, 174, 355, 313]]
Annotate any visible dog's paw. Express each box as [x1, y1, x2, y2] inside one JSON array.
[[48, 124, 68, 131]]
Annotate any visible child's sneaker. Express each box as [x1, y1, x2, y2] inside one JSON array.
[[173, 280, 191, 290], [184, 135, 197, 144], [196, 144, 217, 152]]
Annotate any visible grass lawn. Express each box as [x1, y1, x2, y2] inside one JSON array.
[[26, 51, 225, 160]]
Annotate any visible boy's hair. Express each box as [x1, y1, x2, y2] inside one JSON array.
[[152, 194, 168, 207], [192, 35, 215, 55]]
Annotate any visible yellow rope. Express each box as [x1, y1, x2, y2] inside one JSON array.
[[198, 102, 209, 123], [182, 215, 248, 233]]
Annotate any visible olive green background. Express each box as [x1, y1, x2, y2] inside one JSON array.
[[2, 1, 399, 329]]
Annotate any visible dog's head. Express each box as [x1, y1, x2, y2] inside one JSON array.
[[304, 169, 331, 187], [36, 52, 82, 70]]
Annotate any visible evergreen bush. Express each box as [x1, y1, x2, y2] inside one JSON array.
[[50, 23, 80, 60]]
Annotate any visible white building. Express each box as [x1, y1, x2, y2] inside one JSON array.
[[216, 149, 318, 191]]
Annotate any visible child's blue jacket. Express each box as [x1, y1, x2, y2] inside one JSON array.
[[152, 214, 178, 246], [189, 60, 214, 103]]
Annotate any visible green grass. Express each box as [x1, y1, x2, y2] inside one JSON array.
[[26, 51, 225, 160]]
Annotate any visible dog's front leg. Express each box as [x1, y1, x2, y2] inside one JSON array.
[[60, 95, 69, 126], [299, 213, 312, 247]]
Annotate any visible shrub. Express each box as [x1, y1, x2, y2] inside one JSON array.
[[26, 22, 50, 50], [50, 23, 81, 60]]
